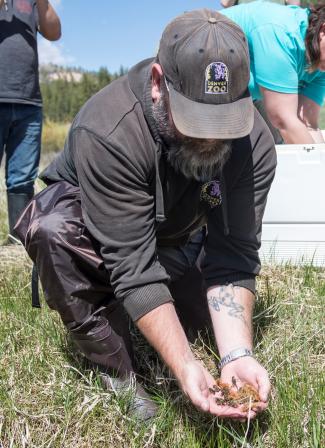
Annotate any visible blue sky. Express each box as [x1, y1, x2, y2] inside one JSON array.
[[39, 1, 222, 73]]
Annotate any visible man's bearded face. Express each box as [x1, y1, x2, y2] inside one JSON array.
[[152, 85, 232, 183]]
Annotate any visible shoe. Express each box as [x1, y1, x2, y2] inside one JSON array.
[[96, 367, 159, 422], [7, 192, 33, 244]]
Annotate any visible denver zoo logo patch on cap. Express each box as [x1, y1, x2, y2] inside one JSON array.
[[205, 62, 228, 94]]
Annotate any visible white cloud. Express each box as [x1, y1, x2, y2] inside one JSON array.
[[38, 38, 75, 66]]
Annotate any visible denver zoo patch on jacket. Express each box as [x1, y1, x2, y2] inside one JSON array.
[[200, 180, 222, 208]]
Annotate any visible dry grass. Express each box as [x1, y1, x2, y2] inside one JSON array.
[[41, 120, 70, 154], [0, 245, 31, 269], [0, 248, 324, 447]]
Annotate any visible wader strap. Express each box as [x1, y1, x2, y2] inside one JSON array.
[[31, 264, 41, 308]]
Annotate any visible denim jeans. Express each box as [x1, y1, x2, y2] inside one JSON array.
[[0, 103, 42, 194]]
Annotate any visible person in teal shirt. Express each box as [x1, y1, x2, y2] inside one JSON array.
[[221, 2, 325, 144]]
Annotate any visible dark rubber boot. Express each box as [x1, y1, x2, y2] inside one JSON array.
[[96, 367, 159, 421], [69, 314, 134, 376], [69, 310, 158, 421], [7, 192, 33, 244]]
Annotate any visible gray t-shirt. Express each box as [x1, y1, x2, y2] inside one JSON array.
[[0, 0, 41, 106]]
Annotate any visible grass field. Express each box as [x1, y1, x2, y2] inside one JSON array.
[[0, 127, 324, 447], [42, 120, 70, 154]]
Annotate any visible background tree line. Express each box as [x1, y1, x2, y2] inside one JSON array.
[[40, 0, 321, 123], [40, 65, 126, 123]]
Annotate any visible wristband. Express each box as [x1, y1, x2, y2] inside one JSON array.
[[218, 347, 253, 370]]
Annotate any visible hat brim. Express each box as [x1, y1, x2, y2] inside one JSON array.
[[168, 84, 254, 140]]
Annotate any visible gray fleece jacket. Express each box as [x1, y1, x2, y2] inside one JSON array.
[[40, 58, 277, 321]]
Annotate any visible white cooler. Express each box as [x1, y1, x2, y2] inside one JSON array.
[[260, 141, 325, 267]]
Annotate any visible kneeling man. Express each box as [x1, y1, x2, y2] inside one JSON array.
[[16, 9, 276, 421]]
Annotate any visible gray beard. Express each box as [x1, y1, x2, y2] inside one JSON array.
[[166, 140, 232, 183], [152, 92, 232, 183]]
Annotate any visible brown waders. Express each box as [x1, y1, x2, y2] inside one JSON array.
[[15, 181, 211, 417]]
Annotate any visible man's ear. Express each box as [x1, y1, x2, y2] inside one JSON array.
[[151, 63, 164, 103]]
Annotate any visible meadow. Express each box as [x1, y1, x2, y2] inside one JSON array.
[[0, 121, 324, 447]]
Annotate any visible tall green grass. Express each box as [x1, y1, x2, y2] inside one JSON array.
[[0, 260, 323, 447]]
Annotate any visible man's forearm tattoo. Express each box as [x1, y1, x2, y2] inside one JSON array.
[[208, 285, 245, 322]]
